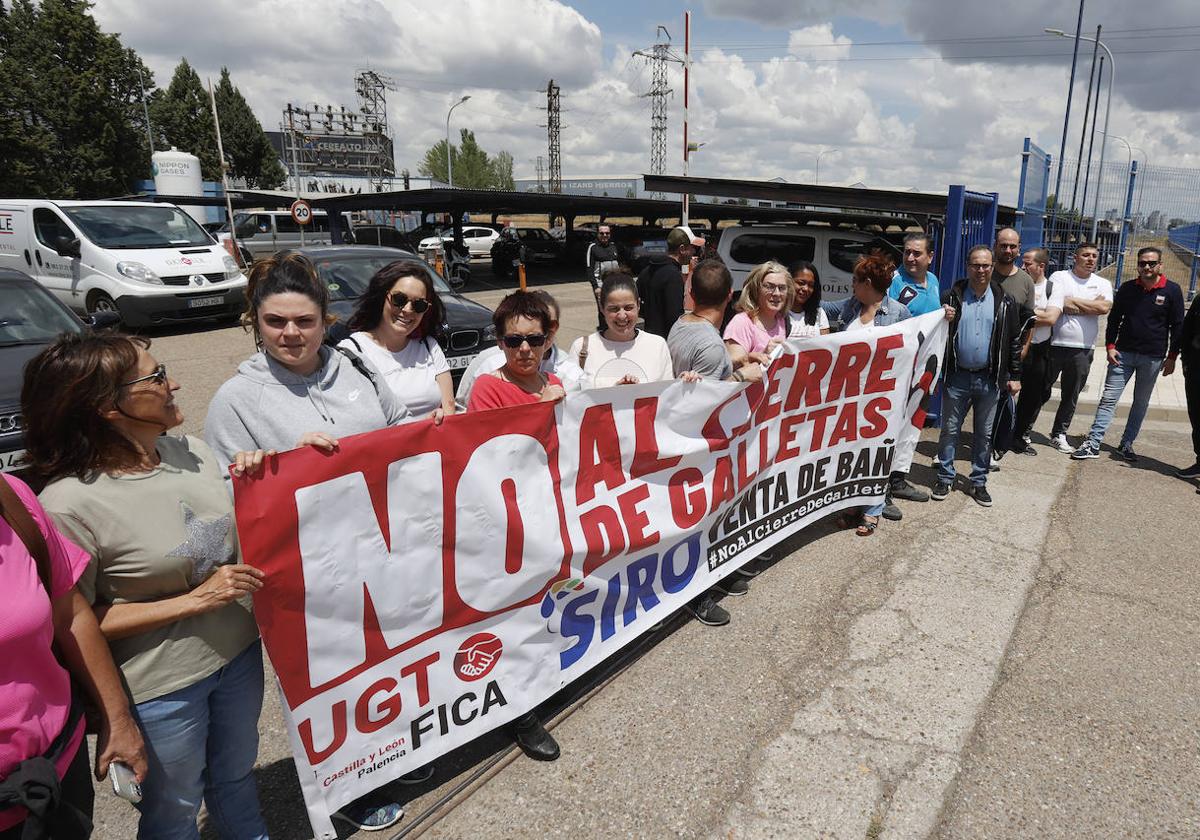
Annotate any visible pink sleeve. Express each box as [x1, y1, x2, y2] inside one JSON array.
[[5, 475, 90, 598], [722, 313, 758, 353]]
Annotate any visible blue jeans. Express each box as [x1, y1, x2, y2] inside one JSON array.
[[1086, 350, 1164, 448], [936, 369, 1000, 487], [132, 642, 268, 840]]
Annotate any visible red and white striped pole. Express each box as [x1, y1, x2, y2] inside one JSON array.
[[682, 9, 691, 226]]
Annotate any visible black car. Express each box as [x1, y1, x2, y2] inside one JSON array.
[[296, 246, 495, 386], [1, 269, 120, 477]]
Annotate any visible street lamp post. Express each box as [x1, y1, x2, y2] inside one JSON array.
[[1046, 28, 1114, 240], [815, 148, 838, 185], [445, 95, 471, 188]]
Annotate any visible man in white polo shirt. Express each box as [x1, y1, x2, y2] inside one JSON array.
[[1043, 242, 1113, 452], [1011, 247, 1065, 454]]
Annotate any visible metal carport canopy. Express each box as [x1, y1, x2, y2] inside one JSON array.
[[642, 174, 1017, 226]]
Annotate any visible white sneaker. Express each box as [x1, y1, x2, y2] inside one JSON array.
[[1052, 433, 1073, 454]]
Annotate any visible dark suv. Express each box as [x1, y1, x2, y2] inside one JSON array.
[[296, 246, 495, 386]]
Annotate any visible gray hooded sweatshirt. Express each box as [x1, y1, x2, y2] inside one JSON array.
[[204, 345, 410, 477]]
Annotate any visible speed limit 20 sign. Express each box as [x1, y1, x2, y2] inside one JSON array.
[[290, 199, 312, 226]]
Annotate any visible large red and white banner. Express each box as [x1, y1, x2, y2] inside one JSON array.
[[233, 313, 946, 837]]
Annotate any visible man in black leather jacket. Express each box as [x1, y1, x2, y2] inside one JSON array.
[[930, 245, 1024, 507]]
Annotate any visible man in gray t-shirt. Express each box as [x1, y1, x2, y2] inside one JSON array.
[[992, 226, 1036, 320], [668, 318, 732, 381]]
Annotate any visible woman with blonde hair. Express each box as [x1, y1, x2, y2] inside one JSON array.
[[723, 260, 795, 355]]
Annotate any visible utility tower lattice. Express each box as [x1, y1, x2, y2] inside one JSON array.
[[546, 80, 562, 194], [354, 69, 398, 192], [633, 27, 682, 183]]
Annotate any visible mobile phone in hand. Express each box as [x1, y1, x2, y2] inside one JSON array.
[[110, 762, 142, 803]]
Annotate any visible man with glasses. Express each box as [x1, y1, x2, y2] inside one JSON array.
[[586, 224, 622, 329], [930, 246, 1024, 507], [1042, 242, 1113, 453], [1071, 247, 1184, 461]]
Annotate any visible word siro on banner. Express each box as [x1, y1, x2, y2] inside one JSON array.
[[232, 312, 947, 838]]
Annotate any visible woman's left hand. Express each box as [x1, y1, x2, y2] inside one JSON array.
[[679, 371, 702, 383], [95, 710, 148, 783], [943, 304, 956, 320], [765, 337, 784, 354], [540, 383, 566, 403], [429, 408, 446, 425], [616, 374, 640, 385], [230, 449, 276, 478]]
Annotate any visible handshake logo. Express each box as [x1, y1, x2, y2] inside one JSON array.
[[453, 632, 504, 682]]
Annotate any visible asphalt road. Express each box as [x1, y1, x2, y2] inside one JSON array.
[[81, 263, 1200, 839]]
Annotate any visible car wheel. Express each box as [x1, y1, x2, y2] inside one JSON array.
[[86, 290, 121, 323]]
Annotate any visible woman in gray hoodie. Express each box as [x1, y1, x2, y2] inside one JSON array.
[[203, 252, 411, 831]]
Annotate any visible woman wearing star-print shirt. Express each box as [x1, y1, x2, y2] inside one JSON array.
[[24, 333, 269, 839]]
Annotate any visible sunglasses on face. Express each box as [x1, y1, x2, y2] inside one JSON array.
[[501, 333, 547, 348], [1137, 260, 1160, 267], [121, 363, 168, 388], [388, 292, 430, 313]]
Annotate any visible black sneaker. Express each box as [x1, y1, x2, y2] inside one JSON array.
[[882, 499, 903, 521], [714, 575, 749, 596], [1176, 461, 1200, 479], [1117, 443, 1138, 462], [398, 765, 434, 784], [1011, 441, 1038, 456], [888, 478, 929, 502], [1071, 440, 1100, 460], [930, 481, 951, 501], [970, 485, 993, 507], [687, 594, 730, 626], [736, 551, 772, 578]]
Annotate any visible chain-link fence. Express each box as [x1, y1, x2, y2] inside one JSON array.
[[1017, 138, 1200, 298]]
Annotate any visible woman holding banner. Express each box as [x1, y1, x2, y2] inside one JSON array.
[[204, 252, 418, 831], [724, 261, 795, 354], [22, 333, 267, 838], [338, 259, 456, 423], [568, 271, 675, 389], [788, 261, 830, 338]]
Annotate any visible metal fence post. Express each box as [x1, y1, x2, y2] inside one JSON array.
[[1191, 223, 1200, 302], [939, 185, 966, 293], [1016, 138, 1031, 243], [1114, 160, 1137, 288]]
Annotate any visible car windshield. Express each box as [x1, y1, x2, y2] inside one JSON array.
[[63, 205, 214, 249], [0, 282, 82, 346], [314, 255, 452, 302]]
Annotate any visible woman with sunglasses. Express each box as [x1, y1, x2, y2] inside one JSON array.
[[23, 333, 267, 838], [338, 260, 455, 423], [788, 260, 829, 338], [467, 291, 567, 412], [723, 261, 795, 355], [568, 271, 675, 388]]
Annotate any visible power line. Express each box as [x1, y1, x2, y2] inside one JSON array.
[[694, 25, 1200, 50], [696, 46, 1200, 64]]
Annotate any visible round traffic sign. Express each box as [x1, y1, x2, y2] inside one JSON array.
[[290, 199, 312, 226]]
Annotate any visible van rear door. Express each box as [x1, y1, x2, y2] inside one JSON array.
[[0, 206, 31, 275]]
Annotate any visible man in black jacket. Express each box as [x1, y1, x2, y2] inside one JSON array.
[[638, 227, 698, 337], [1180, 293, 1200, 482], [930, 245, 1024, 507]]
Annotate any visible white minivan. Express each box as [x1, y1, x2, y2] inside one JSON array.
[[0, 200, 247, 327], [716, 225, 876, 301]]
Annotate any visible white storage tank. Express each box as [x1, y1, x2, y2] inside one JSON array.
[[152, 148, 205, 224]]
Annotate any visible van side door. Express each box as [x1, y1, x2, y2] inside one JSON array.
[[0, 206, 30, 275], [31, 207, 80, 305]]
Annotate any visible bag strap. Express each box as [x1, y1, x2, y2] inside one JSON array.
[[333, 345, 380, 396], [0, 477, 53, 596], [578, 334, 590, 368]]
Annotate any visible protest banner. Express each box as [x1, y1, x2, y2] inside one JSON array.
[[232, 311, 947, 837]]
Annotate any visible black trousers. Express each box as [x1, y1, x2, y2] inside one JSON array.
[[1044, 346, 1092, 438], [1185, 355, 1200, 461], [1014, 339, 1053, 438]]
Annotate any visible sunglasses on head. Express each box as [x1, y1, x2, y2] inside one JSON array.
[[501, 333, 547, 348], [388, 292, 430, 313], [121, 363, 168, 388]]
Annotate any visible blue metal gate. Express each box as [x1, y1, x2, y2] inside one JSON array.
[[1015, 138, 1051, 250], [936, 185, 999, 293]]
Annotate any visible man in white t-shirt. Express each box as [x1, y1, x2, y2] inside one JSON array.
[[1043, 242, 1113, 452], [1011, 247, 1065, 454]]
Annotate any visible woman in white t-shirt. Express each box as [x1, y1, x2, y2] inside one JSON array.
[[788, 260, 830, 339], [569, 271, 676, 388], [723, 260, 795, 354], [340, 259, 455, 422]]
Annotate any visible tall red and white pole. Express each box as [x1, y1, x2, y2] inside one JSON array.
[[682, 9, 691, 226]]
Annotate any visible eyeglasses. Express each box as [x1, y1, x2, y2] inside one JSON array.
[[762, 283, 789, 294], [388, 292, 430, 313], [1137, 260, 1160, 267], [501, 333, 547, 348], [969, 263, 993, 270], [121, 364, 168, 388]]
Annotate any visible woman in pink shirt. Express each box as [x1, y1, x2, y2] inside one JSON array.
[[0, 474, 145, 839], [723, 260, 795, 355]]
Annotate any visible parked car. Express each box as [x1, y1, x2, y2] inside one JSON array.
[[489, 227, 561, 268], [0, 268, 121, 476], [0, 199, 247, 327], [715, 225, 877, 300], [297, 246, 494, 386], [354, 225, 418, 250], [218, 209, 355, 259], [418, 225, 500, 258]]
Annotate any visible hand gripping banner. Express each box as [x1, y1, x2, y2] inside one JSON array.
[[232, 312, 947, 837]]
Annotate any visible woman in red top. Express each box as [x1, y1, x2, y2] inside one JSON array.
[[465, 291, 563, 761], [467, 291, 566, 411]]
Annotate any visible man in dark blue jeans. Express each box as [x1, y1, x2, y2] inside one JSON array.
[[931, 245, 1025, 507]]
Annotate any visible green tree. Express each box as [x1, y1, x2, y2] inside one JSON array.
[[151, 58, 221, 181], [0, 0, 154, 197], [418, 128, 514, 189], [213, 68, 285, 188]]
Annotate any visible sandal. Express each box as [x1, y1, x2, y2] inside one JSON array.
[[855, 516, 879, 537]]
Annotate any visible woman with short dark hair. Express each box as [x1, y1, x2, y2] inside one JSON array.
[[467, 290, 566, 411], [22, 332, 266, 837]]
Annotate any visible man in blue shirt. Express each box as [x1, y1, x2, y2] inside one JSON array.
[[931, 245, 1025, 507]]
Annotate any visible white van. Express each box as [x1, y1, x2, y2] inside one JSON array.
[[224, 209, 354, 259], [0, 200, 247, 327], [716, 225, 876, 301]]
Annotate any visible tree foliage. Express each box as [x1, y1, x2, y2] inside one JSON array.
[[213, 68, 286, 188], [419, 128, 514, 190], [0, 0, 154, 197], [151, 59, 221, 181]]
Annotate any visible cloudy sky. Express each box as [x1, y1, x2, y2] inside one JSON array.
[[92, 0, 1200, 205]]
